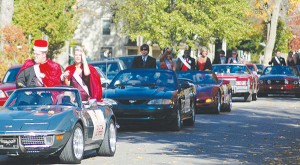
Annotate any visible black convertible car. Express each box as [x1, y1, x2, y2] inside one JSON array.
[[0, 87, 117, 164], [103, 69, 196, 131], [258, 66, 300, 97]]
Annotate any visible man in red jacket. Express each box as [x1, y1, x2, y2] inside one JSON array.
[[16, 39, 63, 88]]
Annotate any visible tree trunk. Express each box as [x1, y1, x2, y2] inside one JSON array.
[[263, 0, 282, 66]]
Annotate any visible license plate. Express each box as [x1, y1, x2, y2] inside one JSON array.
[[0, 138, 18, 149]]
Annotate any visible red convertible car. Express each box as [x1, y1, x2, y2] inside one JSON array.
[[212, 64, 259, 102], [258, 66, 300, 97], [0, 65, 21, 106], [177, 71, 232, 114]]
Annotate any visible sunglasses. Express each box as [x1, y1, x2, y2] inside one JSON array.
[[141, 49, 148, 51]]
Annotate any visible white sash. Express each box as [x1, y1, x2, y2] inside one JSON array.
[[73, 69, 90, 96], [33, 65, 44, 85], [179, 56, 191, 69], [275, 56, 281, 64]]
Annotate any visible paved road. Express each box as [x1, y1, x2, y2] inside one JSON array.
[[1, 96, 300, 164]]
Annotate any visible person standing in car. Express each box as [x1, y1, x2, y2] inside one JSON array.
[[132, 44, 156, 68], [269, 50, 286, 66], [16, 39, 62, 88], [160, 47, 176, 70], [176, 50, 196, 71]]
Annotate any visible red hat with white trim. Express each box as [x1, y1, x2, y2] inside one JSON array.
[[33, 39, 48, 52]]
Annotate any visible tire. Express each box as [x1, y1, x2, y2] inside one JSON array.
[[244, 93, 252, 102], [183, 102, 195, 126], [252, 93, 257, 101], [226, 92, 232, 112], [170, 105, 182, 131], [59, 123, 84, 164], [214, 92, 221, 114], [97, 119, 117, 156]]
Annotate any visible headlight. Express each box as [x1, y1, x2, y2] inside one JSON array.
[[259, 80, 264, 84], [0, 90, 6, 98], [267, 80, 271, 84], [148, 99, 173, 105], [293, 80, 298, 85], [284, 79, 289, 85], [44, 135, 54, 145]]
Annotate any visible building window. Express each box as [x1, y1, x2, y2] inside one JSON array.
[[102, 20, 111, 35]]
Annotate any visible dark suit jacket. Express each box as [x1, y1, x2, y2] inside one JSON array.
[[269, 56, 286, 66], [176, 56, 196, 71], [131, 55, 157, 68]]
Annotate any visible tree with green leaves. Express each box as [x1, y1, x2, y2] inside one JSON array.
[[12, 0, 78, 58], [112, 0, 254, 51]]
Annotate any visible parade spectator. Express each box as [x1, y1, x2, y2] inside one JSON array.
[[269, 50, 286, 66], [228, 50, 241, 64], [213, 50, 227, 64], [286, 51, 296, 66], [160, 47, 176, 70], [132, 44, 156, 68], [16, 39, 62, 88], [176, 50, 196, 71], [61, 46, 102, 101], [196, 47, 212, 71]]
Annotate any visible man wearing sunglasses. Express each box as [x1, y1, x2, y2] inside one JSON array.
[[132, 44, 156, 68]]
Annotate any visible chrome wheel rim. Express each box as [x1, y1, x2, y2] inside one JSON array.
[[109, 122, 117, 152], [73, 127, 84, 160]]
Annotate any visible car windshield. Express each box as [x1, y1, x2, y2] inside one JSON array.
[[177, 71, 217, 84], [263, 66, 299, 76], [247, 65, 255, 71], [4, 88, 80, 108], [109, 69, 177, 90], [212, 65, 248, 74], [2, 67, 21, 83]]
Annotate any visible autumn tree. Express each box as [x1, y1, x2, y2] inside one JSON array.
[[0, 25, 28, 78], [12, 0, 78, 59], [112, 0, 254, 50], [253, 0, 300, 66]]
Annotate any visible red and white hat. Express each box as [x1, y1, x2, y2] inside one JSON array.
[[33, 39, 48, 52]]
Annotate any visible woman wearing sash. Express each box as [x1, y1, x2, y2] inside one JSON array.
[[61, 46, 102, 101], [160, 47, 176, 70]]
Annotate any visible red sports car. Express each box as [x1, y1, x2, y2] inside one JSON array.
[[177, 71, 232, 114], [258, 66, 300, 97], [0, 65, 21, 106], [212, 64, 259, 102]]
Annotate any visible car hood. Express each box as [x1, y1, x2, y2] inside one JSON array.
[[0, 107, 74, 132], [259, 75, 299, 80], [0, 82, 16, 91], [104, 86, 177, 99], [195, 85, 214, 97]]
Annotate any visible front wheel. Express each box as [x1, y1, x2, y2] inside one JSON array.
[[170, 105, 182, 131], [59, 123, 84, 164], [244, 93, 252, 102], [97, 119, 117, 156]]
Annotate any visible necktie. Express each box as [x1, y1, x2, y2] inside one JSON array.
[[143, 57, 146, 66]]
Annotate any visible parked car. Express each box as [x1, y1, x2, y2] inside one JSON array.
[[177, 71, 232, 114], [212, 64, 259, 102], [258, 66, 300, 97], [90, 59, 126, 81], [0, 86, 117, 163], [103, 68, 196, 131], [115, 55, 139, 68], [95, 67, 111, 89], [0, 65, 22, 106]]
